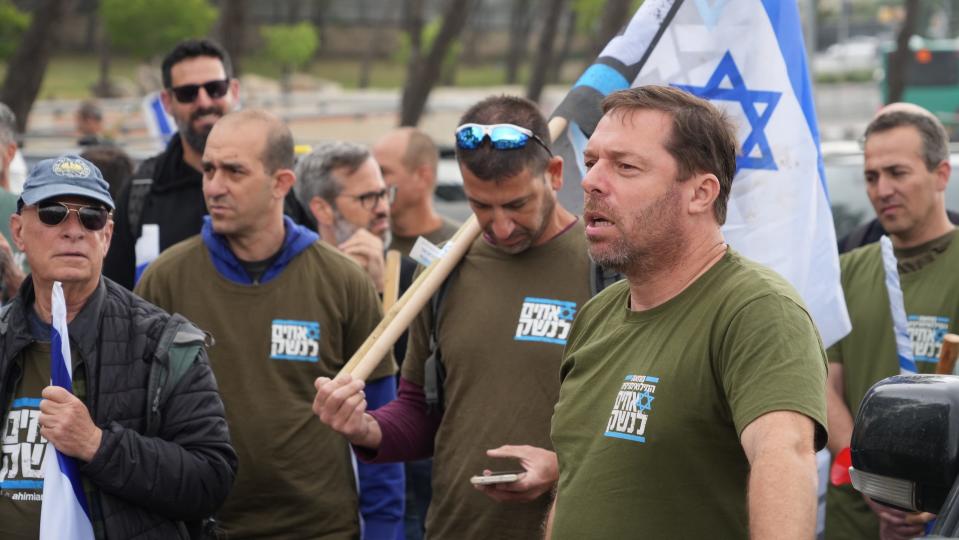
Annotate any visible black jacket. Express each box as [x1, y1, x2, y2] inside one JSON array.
[[102, 136, 205, 290], [0, 277, 237, 539]]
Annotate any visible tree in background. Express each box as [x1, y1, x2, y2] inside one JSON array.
[[399, 0, 476, 126], [217, 0, 248, 77], [586, 0, 634, 61], [261, 22, 319, 93], [0, 0, 71, 134], [526, 0, 566, 103], [99, 0, 218, 94], [505, 0, 534, 84], [0, 0, 29, 60], [886, 0, 920, 103]]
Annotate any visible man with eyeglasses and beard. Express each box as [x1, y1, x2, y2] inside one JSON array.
[[103, 39, 240, 290], [0, 155, 236, 538], [295, 142, 399, 294], [313, 95, 595, 540]]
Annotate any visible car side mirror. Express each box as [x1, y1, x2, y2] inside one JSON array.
[[849, 374, 959, 513]]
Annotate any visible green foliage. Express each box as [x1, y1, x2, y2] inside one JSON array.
[[0, 0, 29, 60], [260, 23, 319, 71], [395, 18, 461, 75], [100, 0, 218, 60], [573, 0, 644, 34]]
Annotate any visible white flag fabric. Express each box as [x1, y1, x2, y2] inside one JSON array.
[[40, 281, 95, 540], [550, 0, 851, 347]]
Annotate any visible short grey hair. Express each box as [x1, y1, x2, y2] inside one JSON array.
[[864, 110, 949, 172], [294, 142, 371, 207], [0, 103, 16, 147]]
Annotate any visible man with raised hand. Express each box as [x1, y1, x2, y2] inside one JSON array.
[[136, 109, 403, 539], [314, 95, 593, 540]]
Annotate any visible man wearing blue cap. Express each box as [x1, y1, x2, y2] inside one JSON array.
[[0, 154, 236, 538]]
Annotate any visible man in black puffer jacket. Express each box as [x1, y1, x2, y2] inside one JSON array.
[[0, 155, 236, 539]]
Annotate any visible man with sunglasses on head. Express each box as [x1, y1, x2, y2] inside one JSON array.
[[136, 110, 404, 539], [0, 154, 236, 538], [314, 95, 592, 539], [103, 38, 240, 290]]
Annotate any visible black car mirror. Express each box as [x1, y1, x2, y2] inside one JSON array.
[[849, 374, 959, 513]]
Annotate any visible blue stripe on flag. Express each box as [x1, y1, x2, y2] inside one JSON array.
[[150, 97, 173, 138], [760, 0, 829, 199], [574, 64, 630, 97]]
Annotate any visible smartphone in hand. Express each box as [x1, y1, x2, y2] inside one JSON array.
[[469, 469, 527, 485]]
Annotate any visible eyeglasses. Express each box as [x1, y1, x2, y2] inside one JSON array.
[[169, 79, 231, 103], [339, 186, 397, 210], [34, 201, 112, 231], [455, 123, 552, 155]]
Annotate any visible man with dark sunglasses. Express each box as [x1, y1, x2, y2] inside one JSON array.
[[314, 95, 593, 540], [136, 110, 404, 539], [0, 154, 236, 537], [103, 39, 240, 290]]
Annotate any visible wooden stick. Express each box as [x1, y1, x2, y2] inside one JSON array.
[[382, 250, 402, 313], [341, 215, 481, 380], [936, 333, 959, 375]]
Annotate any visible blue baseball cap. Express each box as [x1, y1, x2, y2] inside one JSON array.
[[20, 154, 114, 210]]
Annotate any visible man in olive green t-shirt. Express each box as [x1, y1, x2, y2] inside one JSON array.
[[372, 127, 459, 257], [547, 86, 828, 539], [136, 109, 404, 539], [825, 105, 956, 539], [314, 95, 593, 540]]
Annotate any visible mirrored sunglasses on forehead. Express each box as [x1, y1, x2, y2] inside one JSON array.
[[340, 185, 397, 210], [454, 123, 553, 156], [170, 79, 230, 103], [30, 200, 112, 231]]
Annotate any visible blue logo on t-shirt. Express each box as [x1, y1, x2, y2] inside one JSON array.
[[514, 297, 577, 345], [604, 375, 660, 444], [1, 397, 46, 499], [908, 315, 951, 364], [270, 319, 320, 362]]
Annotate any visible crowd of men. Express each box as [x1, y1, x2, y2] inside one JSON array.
[[0, 36, 955, 540]]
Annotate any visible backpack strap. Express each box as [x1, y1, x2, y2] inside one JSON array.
[[127, 177, 154, 240], [423, 264, 461, 414], [146, 314, 207, 437]]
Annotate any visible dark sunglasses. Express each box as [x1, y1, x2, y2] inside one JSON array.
[[339, 186, 397, 211], [169, 79, 230, 103], [455, 123, 553, 155], [34, 201, 112, 231]]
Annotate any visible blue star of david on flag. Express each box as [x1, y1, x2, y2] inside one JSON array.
[[673, 51, 781, 171]]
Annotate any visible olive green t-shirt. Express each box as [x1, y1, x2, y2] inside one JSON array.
[[403, 219, 591, 540], [825, 230, 959, 540], [136, 236, 395, 539], [388, 216, 461, 257], [550, 249, 828, 539], [0, 343, 52, 539]]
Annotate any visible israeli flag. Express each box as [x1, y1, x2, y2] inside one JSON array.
[[550, 0, 851, 347], [141, 91, 176, 149], [39, 282, 95, 540]]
